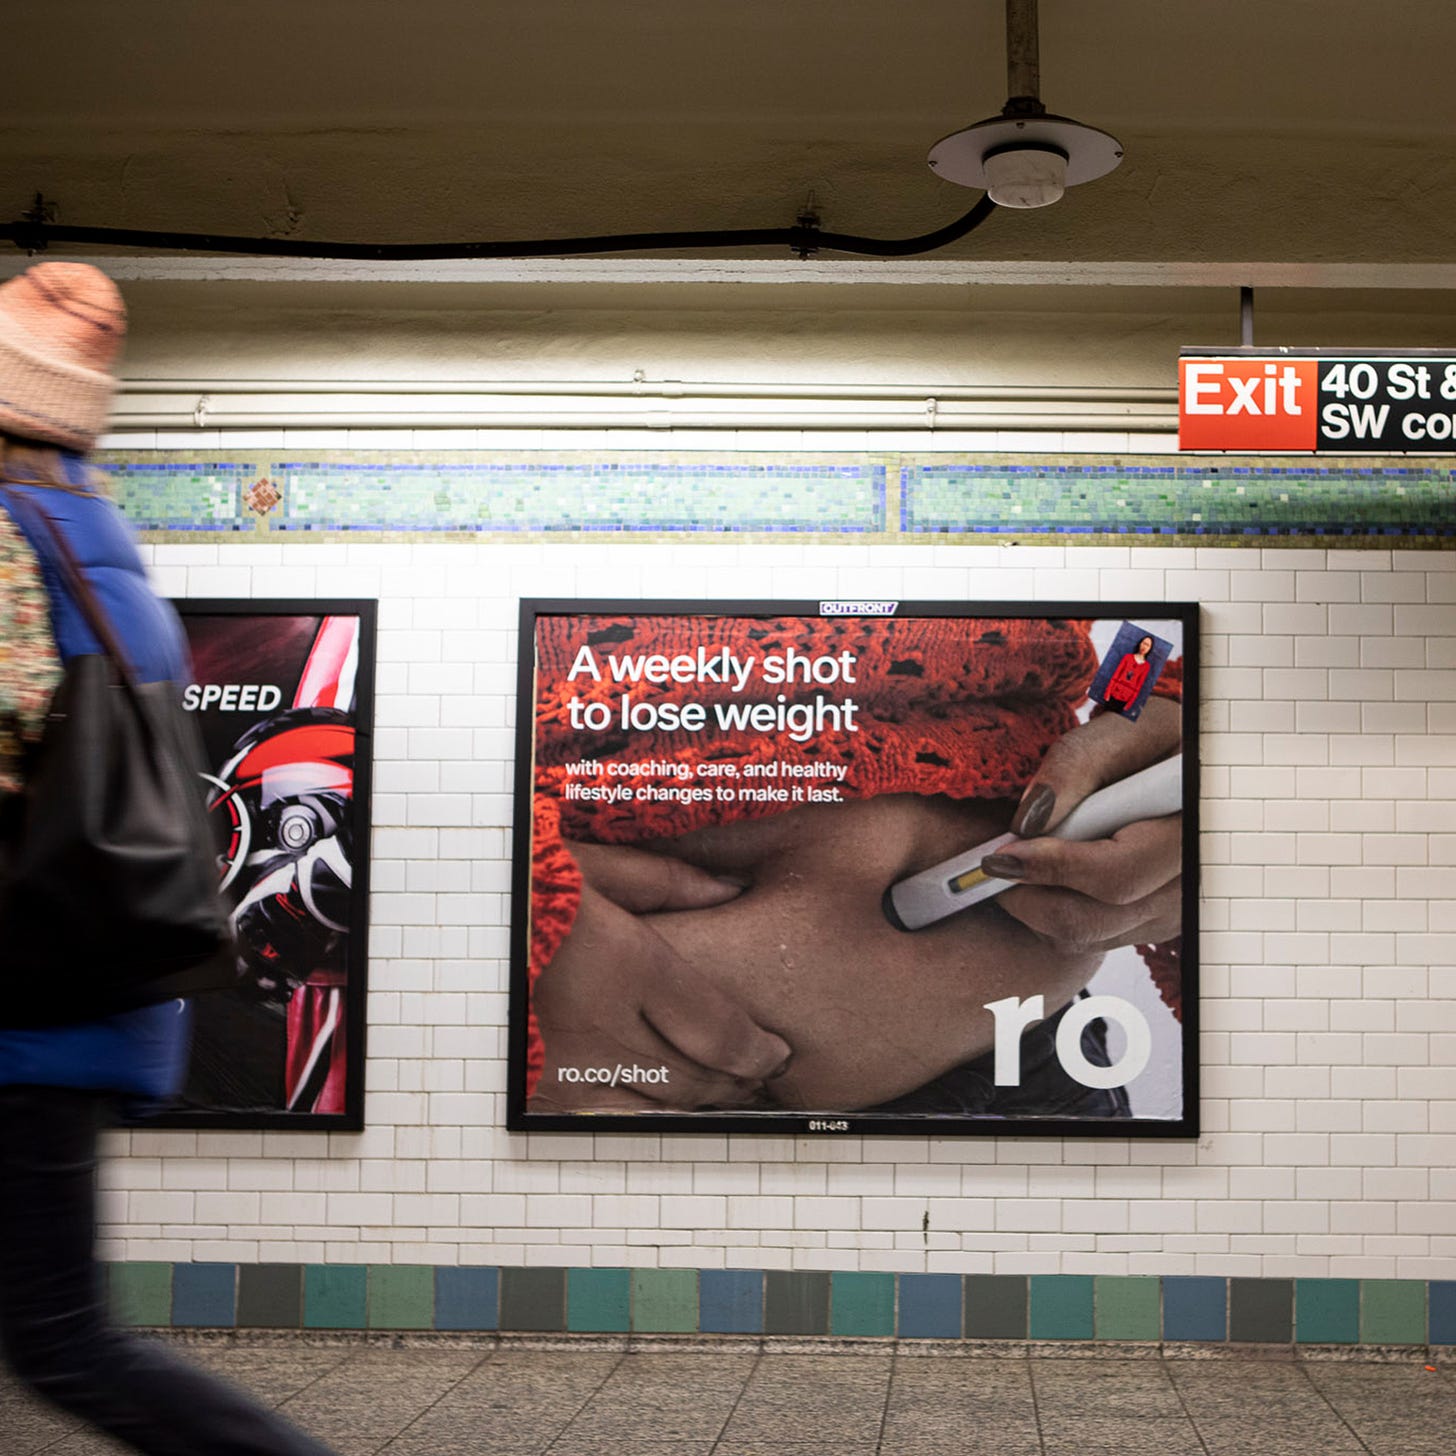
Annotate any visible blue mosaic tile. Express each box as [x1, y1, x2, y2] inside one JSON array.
[[1430, 1281, 1456, 1344], [699, 1269, 763, 1333], [1163, 1275, 1227, 1341], [171, 1262, 236, 1327], [434, 1267, 499, 1331], [897, 1273, 963, 1338]]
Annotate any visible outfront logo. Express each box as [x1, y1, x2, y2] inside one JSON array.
[[1179, 358, 1319, 451], [819, 600, 898, 616]]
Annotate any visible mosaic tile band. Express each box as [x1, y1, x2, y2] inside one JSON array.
[[108, 1265, 1456, 1345], [94, 452, 1456, 541]]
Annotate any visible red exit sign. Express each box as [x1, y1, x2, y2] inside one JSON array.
[[1179, 349, 1456, 452], [1179, 357, 1318, 450]]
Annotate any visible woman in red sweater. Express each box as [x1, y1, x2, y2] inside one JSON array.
[[1101, 634, 1156, 714]]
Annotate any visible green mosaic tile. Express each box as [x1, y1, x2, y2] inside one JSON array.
[[104, 460, 253, 531], [1094, 1276, 1160, 1340], [109, 1262, 173, 1327], [277, 460, 886, 534], [368, 1265, 434, 1329], [630, 1268, 698, 1333], [1359, 1279, 1426, 1344], [304, 1265, 368, 1329], [903, 460, 1456, 538], [829, 1271, 895, 1337], [1296, 1278, 1360, 1343], [1029, 1274, 1094, 1340], [567, 1268, 631, 1332]]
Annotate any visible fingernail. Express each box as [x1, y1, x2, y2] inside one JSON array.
[[1014, 783, 1056, 837], [711, 874, 747, 892], [769, 1054, 794, 1079], [981, 854, 1025, 881]]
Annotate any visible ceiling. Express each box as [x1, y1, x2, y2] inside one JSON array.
[[7, 0, 1456, 421], [6, 0, 1456, 271]]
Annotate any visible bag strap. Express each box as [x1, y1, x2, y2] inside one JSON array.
[[0, 485, 139, 686]]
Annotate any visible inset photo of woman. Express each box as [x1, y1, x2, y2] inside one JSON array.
[[1087, 621, 1175, 721]]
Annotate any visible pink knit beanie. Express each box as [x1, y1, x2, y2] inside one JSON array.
[[0, 263, 127, 452]]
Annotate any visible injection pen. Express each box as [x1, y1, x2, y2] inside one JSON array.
[[883, 754, 1183, 932]]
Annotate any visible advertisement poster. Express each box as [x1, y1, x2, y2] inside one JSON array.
[[509, 601, 1198, 1137], [155, 601, 375, 1130]]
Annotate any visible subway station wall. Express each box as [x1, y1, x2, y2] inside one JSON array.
[[95, 444, 1455, 1284]]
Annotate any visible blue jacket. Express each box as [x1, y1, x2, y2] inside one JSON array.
[[0, 458, 192, 1104]]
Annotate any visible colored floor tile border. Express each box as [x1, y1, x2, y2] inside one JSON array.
[[104, 1265, 1456, 1346], [92, 450, 1456, 542]]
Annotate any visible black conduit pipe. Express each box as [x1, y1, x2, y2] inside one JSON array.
[[0, 194, 997, 262]]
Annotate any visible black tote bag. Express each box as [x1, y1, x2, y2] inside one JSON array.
[[0, 487, 235, 1025]]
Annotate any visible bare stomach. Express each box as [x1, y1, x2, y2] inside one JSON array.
[[642, 794, 1104, 1111]]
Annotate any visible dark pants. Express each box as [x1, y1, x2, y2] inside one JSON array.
[[0, 1086, 337, 1456]]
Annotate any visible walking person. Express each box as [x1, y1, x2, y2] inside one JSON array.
[[0, 262, 338, 1455]]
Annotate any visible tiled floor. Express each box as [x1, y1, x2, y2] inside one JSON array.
[[4, 1339, 1454, 1455]]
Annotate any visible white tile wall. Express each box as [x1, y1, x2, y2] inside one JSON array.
[[101, 524, 1456, 1280]]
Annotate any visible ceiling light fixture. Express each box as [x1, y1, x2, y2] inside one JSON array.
[[928, 0, 1123, 209]]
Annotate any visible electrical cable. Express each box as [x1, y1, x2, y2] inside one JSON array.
[[0, 194, 997, 262]]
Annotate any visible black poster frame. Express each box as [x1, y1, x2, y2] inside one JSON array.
[[152, 598, 376, 1131], [509, 599, 1200, 1138]]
